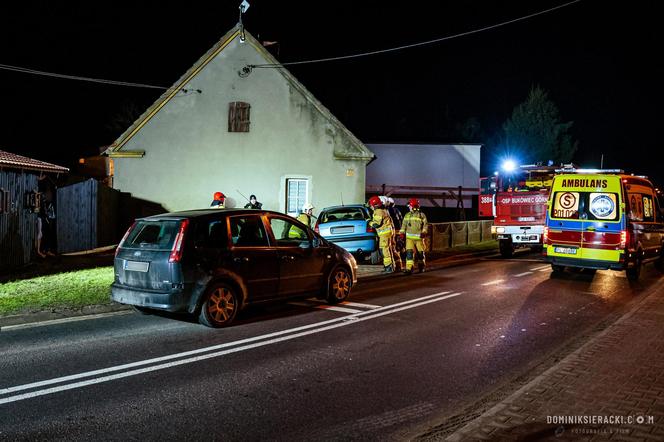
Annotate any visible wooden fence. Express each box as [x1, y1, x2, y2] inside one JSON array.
[[426, 220, 494, 251], [57, 179, 120, 254]]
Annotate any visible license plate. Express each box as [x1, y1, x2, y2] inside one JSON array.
[[124, 260, 149, 272], [554, 247, 577, 255], [518, 217, 535, 222], [331, 226, 354, 234]]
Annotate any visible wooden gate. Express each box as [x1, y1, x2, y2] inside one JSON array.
[[57, 179, 120, 254]]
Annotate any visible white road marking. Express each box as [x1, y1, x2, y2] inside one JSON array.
[[481, 279, 504, 286], [0, 291, 461, 404], [340, 301, 381, 309], [288, 302, 361, 313], [318, 306, 362, 314], [530, 265, 550, 271], [514, 272, 533, 277], [539, 267, 551, 272], [1, 310, 133, 331], [289, 300, 381, 313]]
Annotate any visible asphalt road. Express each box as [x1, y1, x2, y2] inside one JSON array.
[[1, 254, 661, 441]]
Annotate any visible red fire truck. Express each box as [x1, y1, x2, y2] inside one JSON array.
[[479, 162, 567, 257]]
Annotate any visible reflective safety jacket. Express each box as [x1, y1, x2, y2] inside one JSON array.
[[400, 210, 428, 240], [289, 213, 311, 238], [370, 208, 395, 237]]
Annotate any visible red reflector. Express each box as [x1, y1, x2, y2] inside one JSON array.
[[169, 219, 190, 263], [620, 230, 628, 249], [116, 221, 136, 257], [366, 224, 375, 233]]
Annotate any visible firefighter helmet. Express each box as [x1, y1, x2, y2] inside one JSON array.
[[302, 202, 314, 212], [368, 196, 382, 208], [408, 198, 420, 208], [213, 192, 225, 201]]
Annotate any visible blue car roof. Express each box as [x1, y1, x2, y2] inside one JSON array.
[[321, 205, 367, 211]]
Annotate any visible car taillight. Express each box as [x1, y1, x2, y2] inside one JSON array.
[[620, 230, 628, 249], [115, 222, 136, 257], [366, 223, 375, 233], [314, 220, 320, 233], [169, 219, 190, 263], [543, 227, 549, 244]]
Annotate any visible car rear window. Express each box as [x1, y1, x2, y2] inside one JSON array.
[[319, 208, 367, 223], [124, 220, 180, 250]]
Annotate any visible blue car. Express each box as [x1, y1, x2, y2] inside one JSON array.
[[315, 205, 381, 264]]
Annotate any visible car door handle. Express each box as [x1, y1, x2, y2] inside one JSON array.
[[281, 255, 295, 261], [233, 257, 249, 263]]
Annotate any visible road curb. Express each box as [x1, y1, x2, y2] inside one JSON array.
[[0, 303, 130, 330]]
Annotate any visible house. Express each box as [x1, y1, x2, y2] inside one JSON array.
[[365, 143, 482, 211], [106, 25, 374, 217], [0, 149, 68, 270]]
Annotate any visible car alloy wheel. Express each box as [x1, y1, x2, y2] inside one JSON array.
[[327, 267, 351, 304], [199, 283, 239, 327]]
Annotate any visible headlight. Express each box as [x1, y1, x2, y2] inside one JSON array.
[[496, 227, 505, 234]]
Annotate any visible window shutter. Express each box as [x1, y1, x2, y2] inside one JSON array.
[[228, 101, 251, 132]]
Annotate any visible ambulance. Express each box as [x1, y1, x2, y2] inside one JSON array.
[[543, 168, 664, 280]]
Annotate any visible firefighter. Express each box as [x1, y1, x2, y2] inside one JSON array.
[[289, 202, 314, 239], [211, 192, 226, 208], [399, 198, 428, 274], [369, 196, 395, 273], [381, 196, 403, 272]]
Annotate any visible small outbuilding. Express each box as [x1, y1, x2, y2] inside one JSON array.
[[365, 143, 482, 210], [0, 149, 68, 270]]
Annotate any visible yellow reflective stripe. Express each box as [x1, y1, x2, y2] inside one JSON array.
[[581, 248, 622, 262], [406, 233, 421, 240], [545, 245, 623, 263]]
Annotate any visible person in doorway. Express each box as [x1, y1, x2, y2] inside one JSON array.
[[35, 215, 46, 258], [369, 196, 395, 273], [211, 192, 226, 208], [244, 194, 263, 209], [40, 198, 57, 256], [399, 198, 428, 274]]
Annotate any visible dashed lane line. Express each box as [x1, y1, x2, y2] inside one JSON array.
[[481, 279, 505, 286], [514, 272, 533, 277], [530, 265, 550, 271]]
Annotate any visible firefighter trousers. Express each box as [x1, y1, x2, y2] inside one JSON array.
[[391, 236, 403, 271], [405, 238, 426, 271], [378, 234, 394, 267]]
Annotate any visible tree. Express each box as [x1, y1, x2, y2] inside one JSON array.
[[501, 86, 578, 164]]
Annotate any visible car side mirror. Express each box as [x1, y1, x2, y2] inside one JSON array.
[[312, 237, 321, 248], [299, 240, 312, 249]]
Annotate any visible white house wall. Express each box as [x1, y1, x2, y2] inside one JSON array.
[[113, 36, 368, 215]]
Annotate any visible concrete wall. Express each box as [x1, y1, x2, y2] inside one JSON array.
[[113, 36, 369, 216]]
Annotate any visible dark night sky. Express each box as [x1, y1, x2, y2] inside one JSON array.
[[1, 1, 662, 183]]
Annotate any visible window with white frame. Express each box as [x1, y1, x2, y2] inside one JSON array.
[[286, 178, 308, 216]]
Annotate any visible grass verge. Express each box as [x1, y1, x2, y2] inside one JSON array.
[[0, 266, 114, 316]]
